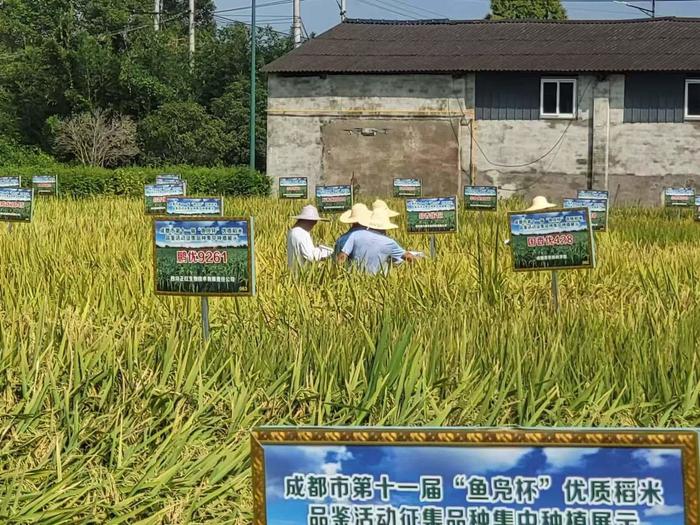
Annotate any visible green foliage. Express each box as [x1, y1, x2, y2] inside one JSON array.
[[138, 102, 229, 166], [0, 138, 58, 167], [0, 0, 291, 169], [489, 0, 567, 19], [0, 165, 271, 197]]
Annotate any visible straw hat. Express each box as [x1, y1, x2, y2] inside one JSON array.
[[292, 205, 329, 221], [372, 199, 400, 218], [339, 203, 371, 224], [360, 209, 398, 231], [526, 196, 557, 211]]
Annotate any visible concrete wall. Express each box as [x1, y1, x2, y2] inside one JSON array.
[[267, 73, 700, 205]]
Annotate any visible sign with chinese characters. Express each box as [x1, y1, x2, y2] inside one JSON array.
[[144, 183, 186, 214], [156, 174, 182, 184], [0, 176, 20, 188], [393, 178, 422, 198], [279, 177, 309, 199], [0, 188, 33, 222], [251, 428, 699, 525], [32, 175, 57, 195], [664, 188, 695, 208], [316, 185, 353, 212], [406, 197, 458, 234], [508, 208, 595, 271], [166, 197, 223, 216], [152, 217, 255, 296], [578, 190, 609, 201], [563, 199, 608, 232], [464, 186, 498, 211]]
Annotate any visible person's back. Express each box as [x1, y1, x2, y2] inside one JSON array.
[[287, 225, 312, 271], [339, 229, 405, 275]]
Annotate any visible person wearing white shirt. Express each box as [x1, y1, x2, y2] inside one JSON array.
[[287, 205, 332, 272]]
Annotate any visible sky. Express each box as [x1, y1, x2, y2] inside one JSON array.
[[262, 444, 687, 525], [213, 0, 700, 37]]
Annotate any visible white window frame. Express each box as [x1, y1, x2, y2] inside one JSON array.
[[685, 79, 700, 120], [540, 78, 577, 119]]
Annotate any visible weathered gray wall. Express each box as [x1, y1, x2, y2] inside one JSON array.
[[267, 74, 467, 197], [320, 119, 460, 196], [267, 73, 700, 204]]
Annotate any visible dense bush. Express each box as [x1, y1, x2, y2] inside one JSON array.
[[0, 138, 58, 168], [0, 165, 271, 198]]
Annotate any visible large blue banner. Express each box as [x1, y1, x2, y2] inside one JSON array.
[[252, 428, 698, 525]]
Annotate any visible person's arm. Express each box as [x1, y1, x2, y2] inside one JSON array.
[[389, 239, 417, 264], [336, 235, 355, 265]]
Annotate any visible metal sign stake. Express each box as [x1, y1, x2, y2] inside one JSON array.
[[429, 234, 436, 259], [201, 296, 210, 342], [551, 270, 560, 312]]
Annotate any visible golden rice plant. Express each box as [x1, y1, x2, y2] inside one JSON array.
[[0, 196, 699, 522]]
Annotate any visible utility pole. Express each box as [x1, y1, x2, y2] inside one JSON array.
[[293, 0, 302, 48], [249, 0, 257, 170], [154, 0, 160, 30], [189, 0, 195, 69], [341, 0, 347, 21]]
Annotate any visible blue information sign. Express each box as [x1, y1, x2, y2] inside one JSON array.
[[252, 428, 698, 525], [166, 197, 223, 216]]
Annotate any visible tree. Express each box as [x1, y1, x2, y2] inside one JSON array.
[[489, 0, 567, 19], [138, 101, 228, 166], [55, 109, 139, 167]]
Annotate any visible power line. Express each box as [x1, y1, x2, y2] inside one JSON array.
[[213, 0, 298, 14], [213, 14, 293, 36], [355, 0, 421, 19], [99, 10, 189, 39], [378, 0, 448, 18]]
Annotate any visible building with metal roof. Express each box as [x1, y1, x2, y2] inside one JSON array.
[[265, 18, 700, 203]]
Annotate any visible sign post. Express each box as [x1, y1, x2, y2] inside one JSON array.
[[551, 270, 560, 311], [144, 182, 186, 214], [406, 197, 458, 258], [32, 175, 58, 196], [165, 197, 224, 216], [563, 198, 608, 231], [392, 178, 422, 198], [464, 185, 498, 211], [279, 177, 308, 199], [663, 187, 695, 217], [315, 185, 353, 213], [153, 217, 256, 342], [508, 207, 595, 310], [0, 188, 33, 225], [0, 176, 21, 189], [251, 427, 699, 525], [201, 297, 210, 342]]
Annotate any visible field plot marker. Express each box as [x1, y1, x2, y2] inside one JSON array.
[[201, 297, 210, 342], [551, 271, 560, 312], [429, 234, 436, 258]]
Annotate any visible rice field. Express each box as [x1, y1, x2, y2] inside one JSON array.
[[1, 197, 700, 523]]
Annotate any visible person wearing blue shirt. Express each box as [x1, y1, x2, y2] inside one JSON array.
[[337, 207, 417, 275]]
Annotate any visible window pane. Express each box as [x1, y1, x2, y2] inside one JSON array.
[[688, 82, 700, 116], [559, 82, 575, 115], [542, 82, 557, 114]]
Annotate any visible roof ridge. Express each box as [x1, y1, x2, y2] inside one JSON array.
[[343, 16, 700, 25]]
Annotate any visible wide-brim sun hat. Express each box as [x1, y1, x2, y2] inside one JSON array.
[[339, 203, 371, 224], [360, 209, 398, 230], [372, 199, 400, 218], [526, 196, 557, 212], [292, 204, 329, 221]]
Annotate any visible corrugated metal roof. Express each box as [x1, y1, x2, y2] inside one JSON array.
[[263, 17, 700, 74]]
